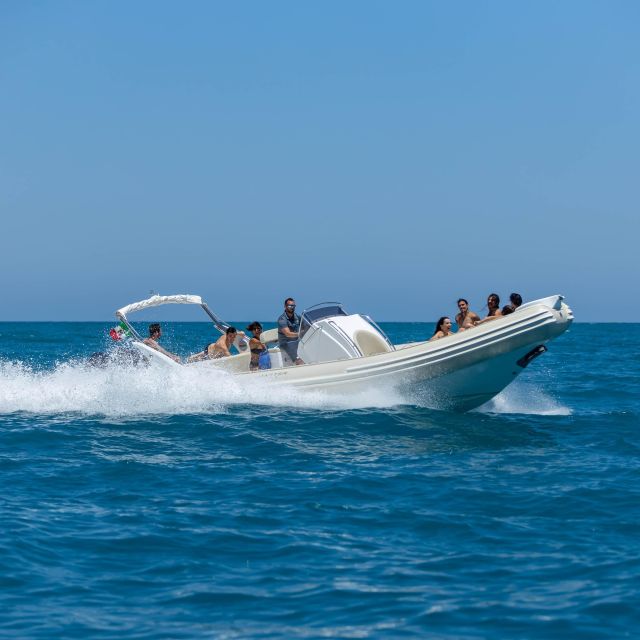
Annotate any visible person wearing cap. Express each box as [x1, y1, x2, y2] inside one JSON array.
[[277, 297, 304, 366]]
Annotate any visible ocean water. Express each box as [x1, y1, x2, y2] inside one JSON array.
[[0, 322, 638, 639]]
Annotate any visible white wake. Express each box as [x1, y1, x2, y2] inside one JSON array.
[[477, 381, 571, 416], [0, 358, 404, 417]]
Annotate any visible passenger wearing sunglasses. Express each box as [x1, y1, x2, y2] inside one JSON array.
[[277, 298, 304, 366]]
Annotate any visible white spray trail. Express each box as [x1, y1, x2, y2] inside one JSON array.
[[0, 357, 571, 418], [477, 381, 571, 416], [0, 358, 405, 417]]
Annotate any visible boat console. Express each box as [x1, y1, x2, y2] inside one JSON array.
[[297, 303, 394, 365]]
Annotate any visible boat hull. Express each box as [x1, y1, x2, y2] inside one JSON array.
[[130, 297, 573, 412]]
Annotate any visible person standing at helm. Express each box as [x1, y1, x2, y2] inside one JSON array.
[[277, 297, 304, 366]]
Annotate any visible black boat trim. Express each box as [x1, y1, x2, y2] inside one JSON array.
[[517, 344, 547, 368]]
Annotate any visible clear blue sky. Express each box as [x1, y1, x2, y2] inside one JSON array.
[[1, 2, 638, 321]]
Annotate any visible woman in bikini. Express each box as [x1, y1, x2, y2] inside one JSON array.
[[246, 322, 267, 371]]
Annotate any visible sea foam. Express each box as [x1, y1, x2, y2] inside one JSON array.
[[0, 357, 404, 417], [0, 354, 569, 418], [478, 381, 571, 416]]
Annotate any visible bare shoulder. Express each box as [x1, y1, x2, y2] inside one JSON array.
[[143, 338, 157, 349]]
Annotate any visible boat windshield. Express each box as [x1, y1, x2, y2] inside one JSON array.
[[299, 303, 347, 338]]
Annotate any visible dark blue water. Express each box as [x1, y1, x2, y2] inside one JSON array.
[[1, 323, 638, 639]]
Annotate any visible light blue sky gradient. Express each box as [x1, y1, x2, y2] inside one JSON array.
[[1, 2, 638, 321]]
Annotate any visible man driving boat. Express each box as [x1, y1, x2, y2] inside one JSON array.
[[278, 297, 304, 366]]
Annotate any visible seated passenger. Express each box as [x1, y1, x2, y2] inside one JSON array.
[[246, 322, 270, 371], [429, 316, 455, 341], [210, 327, 245, 358], [499, 293, 522, 318], [486, 293, 502, 317], [189, 327, 246, 362], [455, 298, 481, 331], [143, 323, 181, 363], [476, 293, 503, 324]]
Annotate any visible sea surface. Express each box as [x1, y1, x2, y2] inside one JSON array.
[[0, 322, 638, 639]]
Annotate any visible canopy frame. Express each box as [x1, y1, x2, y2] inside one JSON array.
[[115, 293, 249, 347]]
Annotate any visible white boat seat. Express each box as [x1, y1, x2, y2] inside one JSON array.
[[260, 328, 279, 345], [353, 330, 393, 357]]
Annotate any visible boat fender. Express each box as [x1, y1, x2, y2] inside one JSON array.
[[517, 345, 547, 368]]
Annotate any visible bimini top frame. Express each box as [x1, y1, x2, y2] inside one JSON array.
[[115, 293, 248, 346]]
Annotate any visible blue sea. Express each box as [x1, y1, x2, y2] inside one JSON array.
[[1, 322, 638, 639]]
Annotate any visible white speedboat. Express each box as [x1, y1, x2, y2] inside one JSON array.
[[113, 294, 573, 411]]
